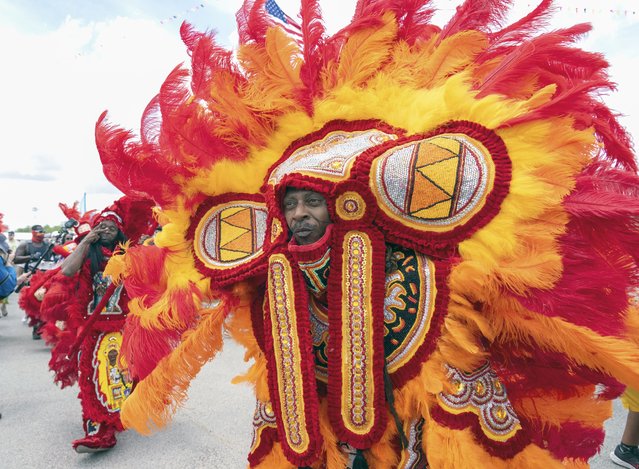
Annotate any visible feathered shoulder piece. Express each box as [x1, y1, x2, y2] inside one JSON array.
[[97, 1, 639, 467], [0, 213, 8, 234]]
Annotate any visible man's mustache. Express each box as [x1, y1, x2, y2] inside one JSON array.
[[293, 222, 314, 233]]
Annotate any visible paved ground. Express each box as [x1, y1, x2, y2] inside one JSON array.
[[0, 295, 627, 468]]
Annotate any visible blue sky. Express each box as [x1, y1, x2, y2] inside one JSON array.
[[0, 0, 637, 230]]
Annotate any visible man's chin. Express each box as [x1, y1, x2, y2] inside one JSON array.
[[294, 231, 319, 245], [99, 238, 115, 247]]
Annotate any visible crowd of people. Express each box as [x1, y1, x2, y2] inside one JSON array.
[[3, 1, 639, 468]]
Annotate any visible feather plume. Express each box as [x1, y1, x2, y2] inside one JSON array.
[[240, 27, 303, 112], [121, 296, 231, 434], [330, 12, 397, 89], [391, 0, 437, 44], [563, 192, 639, 218], [58, 201, 81, 221], [158, 64, 252, 167], [591, 102, 637, 172], [349, 0, 437, 44], [236, 0, 269, 45], [298, 0, 326, 111], [477, 24, 598, 96], [414, 30, 488, 88], [488, 0, 555, 50], [139, 94, 161, 148], [96, 110, 177, 205], [440, 0, 511, 40]]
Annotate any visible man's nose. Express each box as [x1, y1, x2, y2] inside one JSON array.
[[291, 203, 309, 220]]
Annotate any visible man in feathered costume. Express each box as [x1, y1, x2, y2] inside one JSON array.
[[30, 197, 153, 453], [97, 0, 639, 467]]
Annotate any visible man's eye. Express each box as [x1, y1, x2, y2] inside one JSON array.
[[283, 200, 296, 209], [307, 198, 323, 206]]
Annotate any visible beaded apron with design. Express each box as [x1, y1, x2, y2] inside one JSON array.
[[187, 119, 515, 466]]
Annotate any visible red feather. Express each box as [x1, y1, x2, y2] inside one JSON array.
[[591, 102, 637, 172], [390, 0, 438, 44], [236, 0, 269, 45], [58, 202, 81, 221], [564, 191, 639, 218], [488, 0, 555, 49], [297, 0, 326, 112], [96, 110, 178, 205], [477, 24, 597, 95], [439, 0, 512, 40]]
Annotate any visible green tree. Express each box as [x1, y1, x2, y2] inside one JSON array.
[[15, 225, 61, 233]]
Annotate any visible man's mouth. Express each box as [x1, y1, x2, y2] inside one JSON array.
[[294, 224, 314, 237]]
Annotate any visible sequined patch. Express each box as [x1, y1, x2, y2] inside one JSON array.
[[309, 297, 329, 382], [268, 129, 397, 185], [92, 331, 133, 412], [307, 244, 437, 384], [298, 247, 331, 382], [267, 254, 310, 453], [194, 200, 268, 269], [336, 191, 366, 221], [88, 272, 124, 315], [341, 231, 376, 435], [298, 247, 331, 298], [371, 134, 495, 232], [438, 363, 522, 442], [398, 419, 429, 469], [271, 218, 284, 244], [250, 400, 277, 453], [384, 245, 436, 373]]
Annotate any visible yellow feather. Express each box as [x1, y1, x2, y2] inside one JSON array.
[[413, 31, 489, 88], [329, 12, 398, 89], [103, 242, 130, 283], [239, 27, 303, 112]]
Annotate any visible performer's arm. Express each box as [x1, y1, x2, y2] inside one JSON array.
[[60, 226, 102, 277], [12, 242, 30, 265]]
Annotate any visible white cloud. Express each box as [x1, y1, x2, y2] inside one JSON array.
[[0, 15, 189, 229]]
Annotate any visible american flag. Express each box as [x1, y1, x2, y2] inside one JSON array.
[[265, 0, 303, 39]]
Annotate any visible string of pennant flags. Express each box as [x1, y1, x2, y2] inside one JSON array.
[[159, 3, 207, 25], [157, 1, 636, 27], [554, 6, 636, 15], [73, 0, 637, 57]]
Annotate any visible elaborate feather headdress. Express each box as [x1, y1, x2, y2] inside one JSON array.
[[98, 1, 639, 467]]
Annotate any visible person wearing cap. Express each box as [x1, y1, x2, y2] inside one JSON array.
[[7, 231, 18, 257], [13, 225, 52, 338], [13, 225, 51, 273]]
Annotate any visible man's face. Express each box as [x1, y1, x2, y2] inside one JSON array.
[[282, 188, 331, 245], [32, 226, 45, 243], [8, 232, 14, 240], [97, 220, 119, 246]]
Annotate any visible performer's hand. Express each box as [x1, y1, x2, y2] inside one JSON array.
[[16, 273, 31, 286], [83, 224, 107, 244]]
